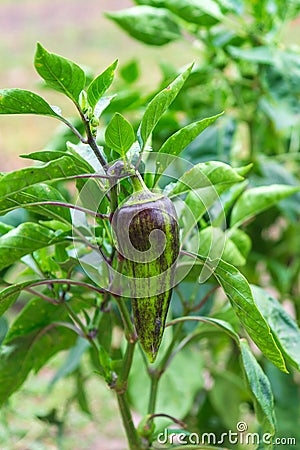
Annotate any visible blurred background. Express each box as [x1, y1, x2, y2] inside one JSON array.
[[0, 0, 193, 171]]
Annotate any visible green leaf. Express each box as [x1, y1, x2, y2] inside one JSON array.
[[134, 0, 166, 6], [0, 183, 71, 221], [165, 0, 223, 25], [21, 149, 101, 206], [260, 97, 298, 130], [209, 371, 244, 430], [50, 337, 90, 387], [182, 116, 235, 164], [105, 113, 135, 157], [213, 259, 287, 372], [0, 156, 85, 201], [228, 45, 275, 64], [266, 363, 300, 444], [0, 223, 64, 271], [183, 190, 208, 225], [168, 161, 243, 197], [252, 285, 300, 371], [197, 227, 249, 266], [94, 95, 116, 119], [23, 147, 98, 175], [257, 159, 300, 221], [234, 163, 253, 177], [177, 165, 245, 242], [97, 312, 113, 352], [120, 60, 139, 84], [21, 150, 67, 163], [0, 223, 13, 237], [34, 43, 85, 102], [226, 228, 251, 264], [104, 90, 140, 115], [87, 60, 118, 109], [0, 281, 35, 317], [0, 298, 76, 405], [261, 51, 300, 129], [105, 6, 181, 46], [138, 62, 193, 148], [0, 318, 8, 346], [0, 89, 61, 118], [66, 142, 103, 172], [240, 339, 276, 445], [76, 368, 92, 416], [155, 113, 223, 182], [211, 180, 248, 227], [230, 184, 300, 227], [159, 113, 223, 157]]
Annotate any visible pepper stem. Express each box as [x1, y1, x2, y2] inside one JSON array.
[[130, 172, 149, 194]]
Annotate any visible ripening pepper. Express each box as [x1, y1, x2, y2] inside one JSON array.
[[112, 174, 179, 362]]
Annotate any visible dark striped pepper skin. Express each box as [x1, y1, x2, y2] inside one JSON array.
[[112, 178, 179, 362]]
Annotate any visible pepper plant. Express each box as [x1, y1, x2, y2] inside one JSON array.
[[0, 44, 299, 450], [107, 0, 300, 315]]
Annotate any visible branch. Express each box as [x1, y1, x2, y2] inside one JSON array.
[[28, 279, 106, 295], [19, 201, 110, 220], [116, 393, 142, 450], [25, 287, 60, 305], [147, 413, 186, 429], [59, 116, 87, 143], [69, 225, 112, 265], [66, 172, 134, 181], [74, 103, 107, 168], [190, 286, 218, 312]]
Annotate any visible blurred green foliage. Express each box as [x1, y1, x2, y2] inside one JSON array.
[[0, 1, 299, 449]]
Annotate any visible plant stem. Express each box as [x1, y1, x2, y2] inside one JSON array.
[[17, 201, 109, 220], [24, 287, 60, 305], [113, 302, 139, 449], [75, 103, 107, 168], [86, 122, 107, 168], [110, 260, 140, 447], [107, 170, 143, 448], [28, 278, 106, 295], [190, 286, 218, 312], [62, 301, 107, 379], [120, 341, 136, 384], [248, 119, 256, 160], [148, 376, 159, 415], [66, 172, 133, 181], [71, 225, 112, 265], [63, 301, 87, 335], [147, 316, 186, 415], [59, 116, 87, 143], [109, 182, 119, 215], [147, 413, 186, 429], [116, 393, 142, 450]]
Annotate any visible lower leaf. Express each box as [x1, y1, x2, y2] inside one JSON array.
[[0, 298, 77, 405]]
